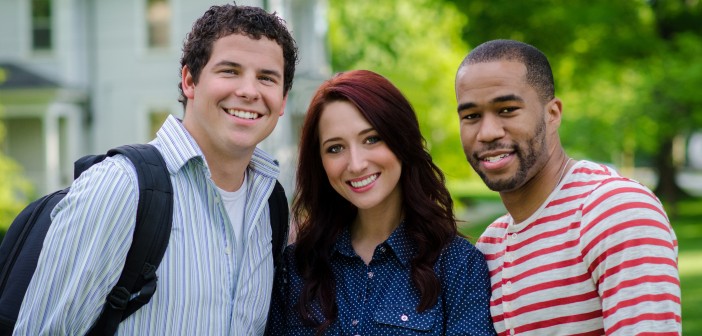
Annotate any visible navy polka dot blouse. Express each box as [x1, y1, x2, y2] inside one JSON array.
[[265, 224, 496, 335]]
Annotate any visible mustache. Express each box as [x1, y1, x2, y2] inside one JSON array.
[[482, 142, 515, 151], [471, 142, 518, 159]]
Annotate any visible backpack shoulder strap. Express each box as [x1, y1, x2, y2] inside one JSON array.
[[88, 144, 173, 335], [268, 180, 289, 271]]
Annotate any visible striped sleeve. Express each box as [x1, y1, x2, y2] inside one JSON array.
[[14, 156, 139, 335], [580, 177, 681, 335]]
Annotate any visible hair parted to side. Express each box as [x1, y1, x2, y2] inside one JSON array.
[[293, 69, 458, 334], [459, 39, 555, 103], [177, 3, 299, 108]]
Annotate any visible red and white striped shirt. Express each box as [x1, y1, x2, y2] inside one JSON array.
[[476, 160, 681, 335]]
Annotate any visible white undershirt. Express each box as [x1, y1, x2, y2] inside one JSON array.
[[216, 174, 248, 267]]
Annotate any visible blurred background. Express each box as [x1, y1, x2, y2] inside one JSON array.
[[1, 0, 699, 333]]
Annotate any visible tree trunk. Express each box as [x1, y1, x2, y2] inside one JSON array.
[[653, 137, 690, 218]]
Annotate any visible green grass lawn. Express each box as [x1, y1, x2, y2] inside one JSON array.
[[670, 198, 702, 335], [459, 196, 702, 334]]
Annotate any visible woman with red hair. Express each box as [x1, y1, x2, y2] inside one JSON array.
[[266, 70, 495, 335]]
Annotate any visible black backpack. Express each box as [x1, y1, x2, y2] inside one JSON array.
[[0, 144, 289, 335]]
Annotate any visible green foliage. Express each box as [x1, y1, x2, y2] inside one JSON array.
[[0, 112, 33, 235], [636, 34, 702, 152], [0, 154, 33, 232], [327, 0, 476, 182]]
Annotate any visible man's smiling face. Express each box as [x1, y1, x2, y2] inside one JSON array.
[[181, 33, 287, 159]]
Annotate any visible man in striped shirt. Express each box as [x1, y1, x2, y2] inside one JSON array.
[[454, 39, 681, 335], [15, 4, 298, 335]]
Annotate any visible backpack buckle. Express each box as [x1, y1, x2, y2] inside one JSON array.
[[132, 277, 158, 305], [107, 286, 131, 310]]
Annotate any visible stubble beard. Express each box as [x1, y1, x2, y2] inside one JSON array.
[[468, 118, 547, 192]]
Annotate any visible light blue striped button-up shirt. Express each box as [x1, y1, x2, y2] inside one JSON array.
[[14, 115, 280, 335]]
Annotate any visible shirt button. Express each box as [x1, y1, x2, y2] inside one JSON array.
[[506, 281, 512, 287], [351, 319, 359, 326], [367, 272, 374, 279], [224, 246, 231, 255], [510, 328, 515, 335], [510, 233, 517, 240], [400, 314, 409, 322]]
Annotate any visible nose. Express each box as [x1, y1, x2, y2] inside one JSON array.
[[347, 146, 368, 174], [234, 74, 260, 101], [476, 113, 505, 143]]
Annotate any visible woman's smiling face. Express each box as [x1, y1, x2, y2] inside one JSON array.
[[318, 100, 402, 212]]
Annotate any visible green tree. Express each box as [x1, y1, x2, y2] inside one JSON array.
[[643, 1, 702, 211], [327, 0, 476, 184]]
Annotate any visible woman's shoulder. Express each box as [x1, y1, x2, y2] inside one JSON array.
[[446, 235, 479, 252], [283, 243, 297, 262], [438, 235, 484, 264], [435, 236, 489, 285]]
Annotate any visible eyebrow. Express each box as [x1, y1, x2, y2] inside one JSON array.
[[321, 127, 375, 147], [213, 61, 283, 79], [457, 94, 525, 113]]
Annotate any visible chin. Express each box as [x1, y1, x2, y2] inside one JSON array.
[[484, 177, 520, 192]]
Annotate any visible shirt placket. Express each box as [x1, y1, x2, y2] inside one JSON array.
[[344, 262, 370, 336], [348, 244, 389, 336], [503, 229, 517, 336]]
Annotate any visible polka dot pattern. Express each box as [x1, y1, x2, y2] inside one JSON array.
[[266, 224, 496, 335]]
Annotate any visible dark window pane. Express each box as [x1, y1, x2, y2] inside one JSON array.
[[31, 0, 52, 51]]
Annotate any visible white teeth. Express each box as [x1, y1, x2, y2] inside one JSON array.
[[350, 174, 378, 188], [484, 154, 509, 162], [227, 109, 259, 120]]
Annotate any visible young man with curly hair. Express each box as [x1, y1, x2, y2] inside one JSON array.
[[15, 4, 298, 334]]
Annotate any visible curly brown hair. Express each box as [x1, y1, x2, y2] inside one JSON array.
[[177, 3, 298, 108]]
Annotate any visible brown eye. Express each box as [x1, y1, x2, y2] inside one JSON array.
[[499, 107, 518, 114]]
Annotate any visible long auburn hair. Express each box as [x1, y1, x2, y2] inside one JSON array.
[[292, 70, 458, 333]]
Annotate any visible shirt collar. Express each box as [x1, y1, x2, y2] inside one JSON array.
[[385, 222, 415, 267], [152, 115, 279, 179], [333, 221, 415, 267]]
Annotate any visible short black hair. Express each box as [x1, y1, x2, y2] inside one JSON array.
[[178, 4, 299, 108], [460, 39, 554, 103]]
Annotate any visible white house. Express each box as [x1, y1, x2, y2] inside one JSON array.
[[0, 0, 330, 196]]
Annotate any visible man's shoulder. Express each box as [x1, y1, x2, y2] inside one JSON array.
[[73, 154, 139, 190], [248, 147, 281, 180], [474, 214, 511, 251], [568, 160, 658, 206], [578, 166, 658, 205], [62, 155, 138, 204], [486, 214, 511, 231]]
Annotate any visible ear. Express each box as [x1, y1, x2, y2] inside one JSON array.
[[182, 65, 196, 99], [278, 94, 288, 117], [546, 98, 563, 128]]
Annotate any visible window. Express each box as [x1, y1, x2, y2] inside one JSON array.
[[31, 0, 53, 51], [146, 0, 171, 49]]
